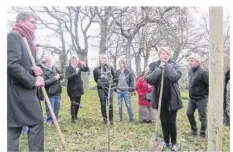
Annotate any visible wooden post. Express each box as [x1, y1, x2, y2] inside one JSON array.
[[208, 7, 224, 151]]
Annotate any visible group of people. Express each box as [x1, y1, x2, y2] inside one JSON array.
[[7, 11, 230, 152], [93, 55, 137, 125], [93, 54, 156, 125]]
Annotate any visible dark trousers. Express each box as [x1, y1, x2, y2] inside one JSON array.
[[97, 88, 113, 121], [160, 109, 177, 145], [7, 123, 44, 152], [70, 96, 81, 119], [187, 97, 208, 134]]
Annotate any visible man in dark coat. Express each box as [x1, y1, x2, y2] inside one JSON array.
[[93, 54, 116, 125], [7, 12, 45, 151], [145, 47, 182, 152], [66, 56, 89, 123], [187, 54, 209, 138]]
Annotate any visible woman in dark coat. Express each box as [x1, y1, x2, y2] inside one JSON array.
[[66, 56, 89, 123], [145, 47, 183, 152]]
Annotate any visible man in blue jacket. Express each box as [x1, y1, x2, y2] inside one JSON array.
[[115, 59, 135, 122]]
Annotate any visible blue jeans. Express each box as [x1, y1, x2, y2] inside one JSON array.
[[45, 95, 61, 123], [117, 90, 133, 121]]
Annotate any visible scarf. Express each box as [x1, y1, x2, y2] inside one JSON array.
[[12, 21, 38, 53], [101, 64, 111, 80]]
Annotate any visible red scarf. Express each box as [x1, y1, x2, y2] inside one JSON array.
[[12, 22, 38, 53]]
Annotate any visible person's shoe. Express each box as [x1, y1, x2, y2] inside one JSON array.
[[191, 130, 198, 136], [119, 116, 122, 121], [146, 120, 152, 123], [74, 116, 78, 120], [129, 119, 134, 123], [163, 142, 170, 148], [171, 145, 181, 152], [138, 120, 147, 123], [110, 120, 113, 126], [47, 121, 53, 126], [199, 133, 206, 138], [72, 119, 77, 124], [103, 119, 107, 125]]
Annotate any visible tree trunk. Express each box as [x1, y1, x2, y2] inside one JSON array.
[[173, 47, 181, 61], [207, 7, 224, 151], [143, 47, 150, 70], [113, 57, 117, 70], [59, 54, 68, 86], [126, 41, 132, 69], [135, 54, 142, 77], [99, 22, 108, 54], [80, 53, 89, 90]]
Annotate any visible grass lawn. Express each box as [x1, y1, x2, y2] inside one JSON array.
[[19, 89, 230, 151]]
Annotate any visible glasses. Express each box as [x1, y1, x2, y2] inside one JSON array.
[[25, 20, 37, 25]]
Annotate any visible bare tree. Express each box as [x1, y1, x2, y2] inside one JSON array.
[[95, 7, 114, 54], [194, 10, 230, 70], [131, 22, 163, 76], [107, 35, 126, 69], [40, 6, 98, 88], [111, 7, 175, 69]]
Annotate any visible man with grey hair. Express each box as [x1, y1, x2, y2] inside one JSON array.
[[187, 54, 209, 138], [7, 11, 44, 151]]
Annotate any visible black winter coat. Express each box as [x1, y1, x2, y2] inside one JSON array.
[[41, 65, 63, 97], [93, 65, 116, 89], [7, 31, 44, 127], [145, 59, 183, 111], [66, 63, 89, 97], [188, 65, 209, 100]]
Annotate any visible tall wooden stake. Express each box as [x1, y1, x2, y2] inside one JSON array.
[[208, 7, 224, 151]]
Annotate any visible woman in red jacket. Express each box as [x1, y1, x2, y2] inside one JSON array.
[[136, 72, 156, 123]]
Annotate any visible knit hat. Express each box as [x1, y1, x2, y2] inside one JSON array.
[[188, 54, 201, 62]]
